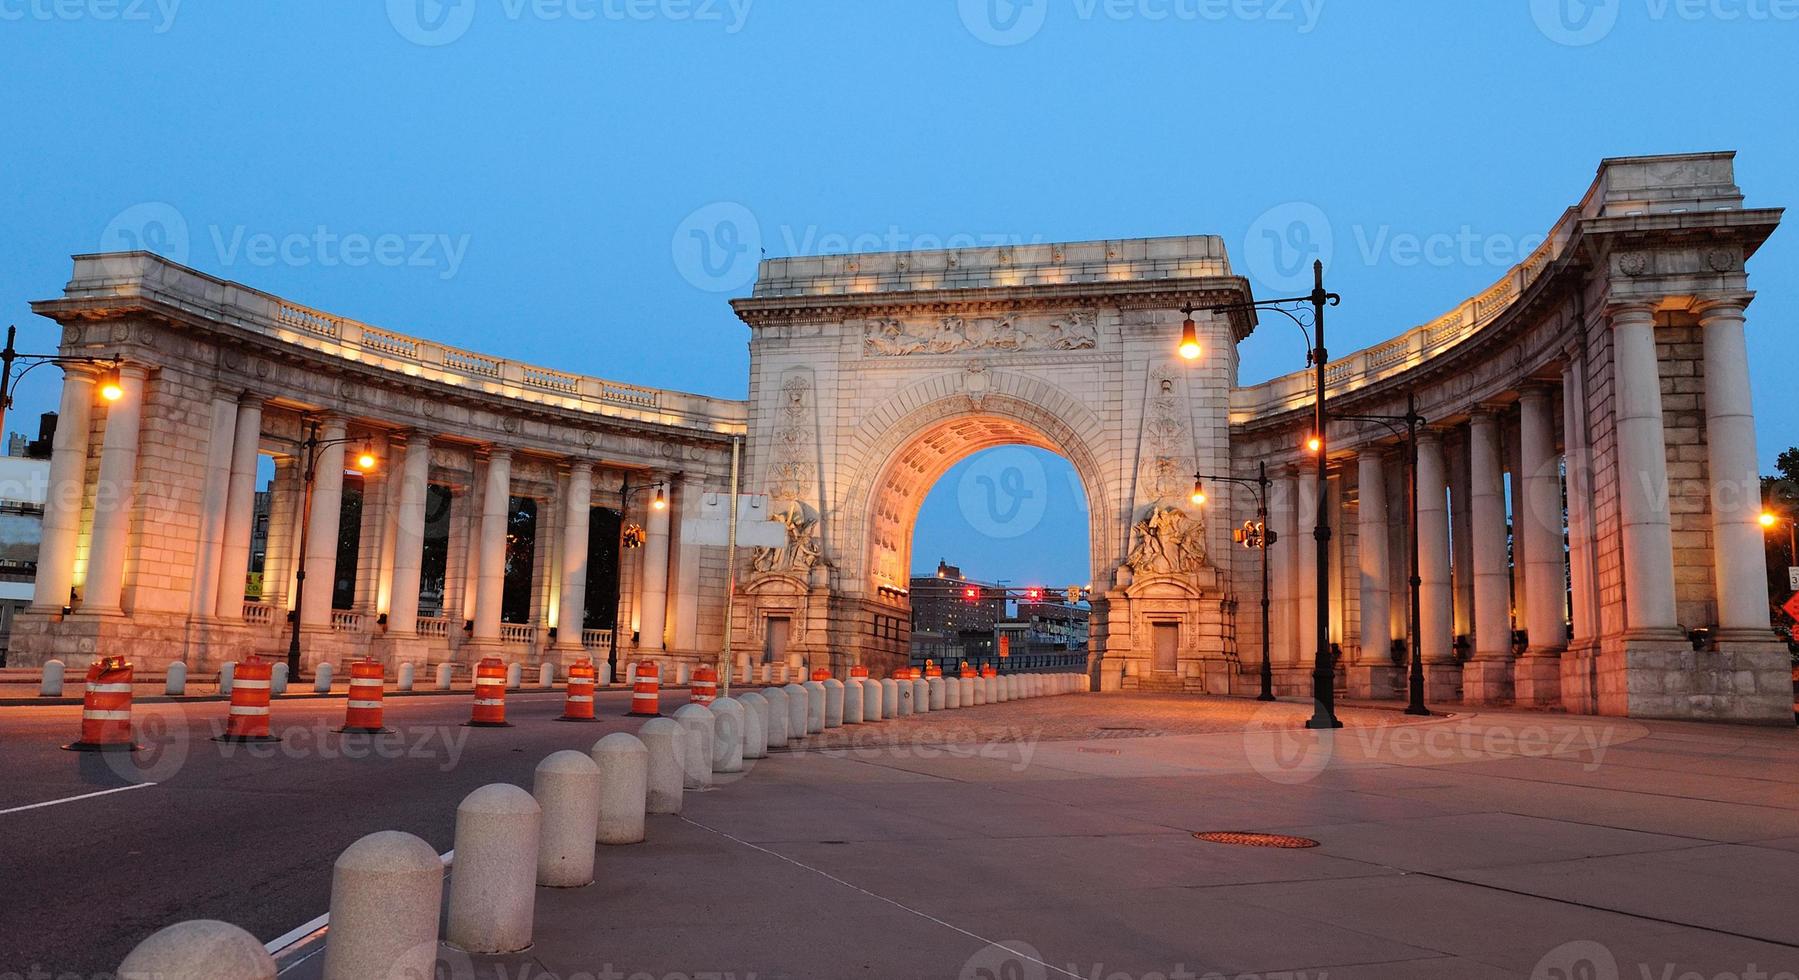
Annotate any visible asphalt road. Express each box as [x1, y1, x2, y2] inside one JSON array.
[[0, 686, 664, 976]]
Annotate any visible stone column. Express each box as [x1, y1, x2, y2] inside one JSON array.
[[1416, 429, 1458, 701], [472, 449, 513, 643], [372, 435, 402, 618], [1609, 304, 1680, 636], [213, 396, 264, 620], [555, 461, 594, 651], [637, 477, 671, 654], [1447, 433, 1474, 645], [1268, 469, 1298, 674], [1293, 465, 1319, 674], [1517, 384, 1568, 705], [387, 433, 433, 636], [1464, 409, 1514, 703], [81, 364, 149, 615], [1697, 298, 1772, 635], [190, 394, 239, 619], [1351, 448, 1395, 699], [299, 416, 349, 628], [32, 368, 96, 611], [670, 474, 704, 652]]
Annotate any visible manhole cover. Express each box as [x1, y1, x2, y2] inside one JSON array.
[[1194, 831, 1320, 849]]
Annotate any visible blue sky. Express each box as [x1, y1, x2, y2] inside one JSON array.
[[1, 1, 1792, 587]]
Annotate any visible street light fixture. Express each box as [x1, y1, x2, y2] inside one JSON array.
[[1198, 261, 1343, 729], [1190, 462, 1277, 701], [0, 324, 125, 436], [1177, 309, 1203, 361], [1760, 509, 1796, 565], [1332, 393, 1429, 716], [286, 420, 379, 680], [606, 477, 667, 684]]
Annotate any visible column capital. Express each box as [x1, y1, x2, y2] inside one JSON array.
[[1692, 294, 1754, 322], [560, 456, 598, 479], [1604, 301, 1660, 326], [479, 445, 514, 464], [1469, 402, 1507, 423]]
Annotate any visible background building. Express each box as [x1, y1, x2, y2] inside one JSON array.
[[0, 414, 54, 664]]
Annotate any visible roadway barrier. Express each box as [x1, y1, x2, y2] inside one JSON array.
[[270, 662, 288, 696], [591, 733, 650, 844], [803, 680, 826, 733], [943, 675, 962, 710], [782, 683, 808, 741], [216, 658, 280, 744], [968, 676, 985, 706], [673, 704, 715, 790], [312, 662, 333, 694], [219, 661, 236, 695], [320, 831, 442, 980], [823, 678, 845, 728], [637, 717, 685, 814], [63, 657, 137, 753], [710, 697, 746, 774], [115, 920, 275, 979], [504, 663, 523, 690], [165, 661, 187, 696], [397, 662, 415, 692], [761, 684, 790, 746], [882, 678, 903, 718], [629, 660, 662, 717], [537, 663, 554, 689], [862, 676, 884, 723], [334, 659, 393, 735], [842, 678, 864, 724], [465, 657, 512, 728], [738, 690, 770, 758], [445, 783, 540, 955], [850, 664, 868, 682], [435, 663, 454, 691], [928, 676, 945, 710], [534, 750, 601, 887], [912, 677, 931, 715], [690, 665, 718, 705], [810, 667, 832, 682], [39, 659, 65, 696], [559, 659, 598, 722]]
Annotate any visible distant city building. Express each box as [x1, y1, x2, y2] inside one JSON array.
[[0, 450, 51, 665], [909, 560, 1002, 635]]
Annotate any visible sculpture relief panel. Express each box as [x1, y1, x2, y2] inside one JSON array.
[[862, 310, 1098, 357]]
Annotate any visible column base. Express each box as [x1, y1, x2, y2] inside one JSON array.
[[1596, 636, 1792, 724], [1513, 652, 1564, 708], [1462, 659, 1515, 704], [1424, 662, 1463, 704], [1346, 663, 1402, 700]]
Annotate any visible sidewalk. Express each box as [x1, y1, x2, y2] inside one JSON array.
[[276, 694, 1799, 979]]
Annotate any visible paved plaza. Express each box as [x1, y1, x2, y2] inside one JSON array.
[[249, 692, 1798, 980]]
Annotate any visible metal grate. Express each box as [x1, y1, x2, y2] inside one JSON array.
[[1194, 832, 1320, 849]]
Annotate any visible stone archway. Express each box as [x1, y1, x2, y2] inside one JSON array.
[[730, 237, 1254, 686]]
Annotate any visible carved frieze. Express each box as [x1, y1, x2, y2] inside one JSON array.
[[862, 310, 1098, 357]]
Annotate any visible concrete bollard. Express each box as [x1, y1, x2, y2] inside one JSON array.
[[761, 684, 790, 747], [842, 679, 864, 724], [803, 680, 826, 734], [590, 733, 650, 844], [219, 661, 236, 696], [436, 663, 454, 690], [116, 919, 275, 980], [772, 663, 790, 685], [164, 662, 187, 697], [39, 659, 65, 697], [710, 697, 746, 774], [927, 676, 945, 710], [967, 676, 983, 706], [637, 717, 685, 815], [883, 678, 903, 718], [320, 831, 442, 980], [625, 662, 638, 686], [538, 663, 554, 689], [862, 676, 884, 722], [823, 679, 845, 728], [269, 662, 285, 696], [505, 662, 523, 690], [673, 704, 715, 790], [943, 676, 961, 709], [446, 783, 541, 954], [782, 683, 808, 742], [534, 750, 602, 886], [313, 662, 333, 694], [738, 690, 770, 759], [396, 663, 415, 692], [912, 677, 931, 715]]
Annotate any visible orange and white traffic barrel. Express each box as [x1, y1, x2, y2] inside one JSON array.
[[559, 659, 599, 722], [925, 662, 943, 679], [690, 666, 718, 705], [810, 667, 832, 682], [334, 659, 393, 734], [465, 657, 512, 728], [215, 657, 281, 743], [960, 663, 976, 679], [850, 665, 869, 681], [982, 665, 998, 679], [629, 660, 662, 717], [62, 656, 139, 753]]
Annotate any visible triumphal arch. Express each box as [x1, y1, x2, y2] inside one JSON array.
[[10, 151, 1791, 722]]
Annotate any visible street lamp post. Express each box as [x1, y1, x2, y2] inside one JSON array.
[[1199, 260, 1342, 729], [1334, 393, 1430, 716], [0, 324, 123, 439], [1190, 462, 1276, 701], [285, 419, 378, 680], [606, 477, 666, 685]]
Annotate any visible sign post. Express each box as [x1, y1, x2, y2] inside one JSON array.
[[1788, 567, 1799, 592]]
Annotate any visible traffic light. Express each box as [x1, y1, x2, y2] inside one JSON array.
[[1024, 587, 1043, 602], [963, 586, 980, 602]]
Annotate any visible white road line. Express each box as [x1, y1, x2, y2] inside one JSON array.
[[0, 782, 156, 815]]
